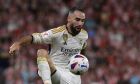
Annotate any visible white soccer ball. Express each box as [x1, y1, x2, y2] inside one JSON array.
[[68, 54, 89, 75]]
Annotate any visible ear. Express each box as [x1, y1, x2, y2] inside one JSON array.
[[67, 13, 74, 22], [67, 16, 70, 22], [67, 16, 72, 22]]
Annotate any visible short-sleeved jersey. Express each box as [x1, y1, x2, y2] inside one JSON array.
[[32, 25, 88, 68]]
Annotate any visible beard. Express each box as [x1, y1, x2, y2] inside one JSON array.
[[70, 24, 81, 36]]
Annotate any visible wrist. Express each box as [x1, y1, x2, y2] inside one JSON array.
[[15, 41, 21, 46]]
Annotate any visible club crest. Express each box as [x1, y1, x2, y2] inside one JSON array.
[[63, 34, 68, 45]]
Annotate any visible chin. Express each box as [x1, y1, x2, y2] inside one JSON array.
[[71, 31, 80, 36], [70, 25, 81, 36]]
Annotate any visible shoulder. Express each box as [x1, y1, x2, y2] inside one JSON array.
[[50, 25, 66, 34], [80, 29, 88, 39], [81, 29, 88, 35]]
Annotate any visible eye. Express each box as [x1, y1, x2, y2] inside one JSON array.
[[75, 18, 85, 22], [75, 18, 81, 21], [81, 19, 85, 22]]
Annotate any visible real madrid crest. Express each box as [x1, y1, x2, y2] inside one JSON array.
[[63, 34, 68, 45]]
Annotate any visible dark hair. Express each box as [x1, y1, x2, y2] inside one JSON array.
[[69, 7, 83, 14], [63, 7, 84, 24]]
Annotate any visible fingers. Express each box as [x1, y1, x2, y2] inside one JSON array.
[[9, 48, 19, 56], [9, 43, 19, 56], [9, 50, 15, 56], [9, 47, 16, 56]]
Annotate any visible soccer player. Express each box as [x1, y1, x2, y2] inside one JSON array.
[[9, 8, 88, 84]]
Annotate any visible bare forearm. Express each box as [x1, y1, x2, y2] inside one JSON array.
[[16, 35, 33, 46], [9, 35, 33, 55]]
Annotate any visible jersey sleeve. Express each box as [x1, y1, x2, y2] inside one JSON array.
[[32, 30, 53, 44], [82, 31, 88, 49]]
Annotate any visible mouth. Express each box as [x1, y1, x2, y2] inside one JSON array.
[[75, 26, 82, 31], [70, 25, 82, 36]]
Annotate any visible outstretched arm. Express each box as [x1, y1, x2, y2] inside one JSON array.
[[9, 29, 53, 55], [9, 35, 33, 55]]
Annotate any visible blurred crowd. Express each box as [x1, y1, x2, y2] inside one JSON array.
[[0, 0, 140, 84]]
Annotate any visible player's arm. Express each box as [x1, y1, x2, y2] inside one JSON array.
[[9, 35, 33, 55], [9, 29, 53, 55], [80, 42, 87, 55]]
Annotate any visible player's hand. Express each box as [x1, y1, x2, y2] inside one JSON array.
[[9, 42, 21, 56]]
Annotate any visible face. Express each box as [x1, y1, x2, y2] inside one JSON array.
[[67, 10, 85, 36]]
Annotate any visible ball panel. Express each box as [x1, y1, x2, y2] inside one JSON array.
[[75, 55, 84, 58], [71, 62, 78, 69]]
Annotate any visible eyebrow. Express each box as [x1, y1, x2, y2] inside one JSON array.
[[75, 17, 85, 21]]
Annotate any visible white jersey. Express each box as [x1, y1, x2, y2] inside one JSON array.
[[32, 25, 88, 68]]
